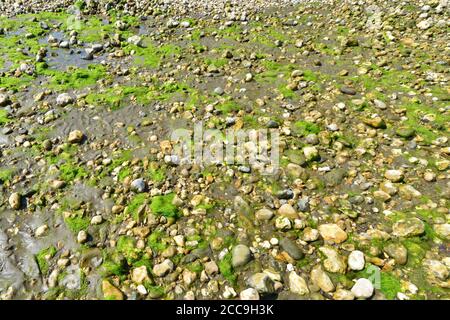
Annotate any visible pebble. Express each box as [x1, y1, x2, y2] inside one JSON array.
[[232, 244, 252, 268], [351, 278, 374, 299], [348, 250, 365, 271]]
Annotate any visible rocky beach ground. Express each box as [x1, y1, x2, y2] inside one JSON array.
[[0, 0, 449, 300]]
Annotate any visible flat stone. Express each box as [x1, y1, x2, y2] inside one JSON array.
[[102, 280, 124, 300], [392, 218, 425, 237], [232, 244, 252, 268], [318, 224, 348, 244]]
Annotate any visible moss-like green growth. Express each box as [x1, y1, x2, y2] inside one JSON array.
[[216, 100, 240, 114], [147, 163, 166, 183], [150, 193, 179, 218], [218, 252, 237, 284], [355, 264, 402, 300], [36, 246, 57, 276], [101, 259, 128, 277], [58, 162, 88, 182], [186, 260, 204, 273], [64, 212, 90, 233], [278, 84, 296, 99], [292, 121, 321, 136], [145, 284, 165, 298], [85, 86, 151, 110], [147, 230, 168, 253], [127, 193, 147, 221], [124, 42, 181, 68], [36, 62, 107, 91], [0, 168, 14, 183], [116, 235, 140, 263], [0, 109, 11, 125]]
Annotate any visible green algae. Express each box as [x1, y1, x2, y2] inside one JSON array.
[[150, 193, 179, 218], [36, 246, 57, 276]]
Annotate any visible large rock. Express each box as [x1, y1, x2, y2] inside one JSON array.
[[348, 250, 365, 271], [383, 243, 408, 265], [153, 259, 174, 277], [277, 204, 298, 219], [319, 246, 347, 274], [279, 238, 304, 260], [56, 93, 74, 106], [434, 224, 450, 240], [392, 218, 425, 237], [232, 244, 252, 268], [8, 192, 21, 210], [351, 278, 374, 299], [240, 288, 260, 300], [246, 273, 274, 294], [255, 208, 274, 221], [131, 266, 150, 284], [68, 130, 84, 144], [310, 265, 334, 292], [288, 271, 309, 295], [384, 170, 404, 182], [318, 224, 348, 244], [102, 280, 124, 300]]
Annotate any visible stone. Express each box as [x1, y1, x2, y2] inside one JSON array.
[[214, 87, 224, 95], [340, 86, 356, 95], [9, 192, 21, 210], [153, 259, 174, 277], [417, 20, 432, 30], [77, 230, 88, 244], [255, 208, 274, 221], [319, 246, 347, 274], [288, 271, 309, 295], [318, 224, 348, 244], [399, 185, 422, 200], [277, 204, 298, 219], [392, 218, 425, 237], [91, 215, 103, 225], [35, 225, 48, 237], [279, 238, 304, 260], [131, 266, 149, 284], [333, 289, 355, 300], [363, 117, 386, 129], [130, 178, 146, 193], [351, 278, 374, 299], [348, 250, 365, 271], [303, 146, 319, 161], [127, 35, 143, 47], [239, 288, 260, 300], [56, 93, 73, 106], [232, 244, 252, 267], [102, 280, 124, 300], [310, 265, 335, 292], [373, 99, 387, 109], [275, 216, 292, 230], [423, 259, 449, 281], [396, 127, 415, 138], [303, 228, 319, 242], [383, 243, 408, 265], [0, 94, 11, 107], [204, 261, 219, 276], [434, 224, 450, 240], [246, 273, 274, 293], [384, 170, 404, 182], [68, 130, 84, 144]]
